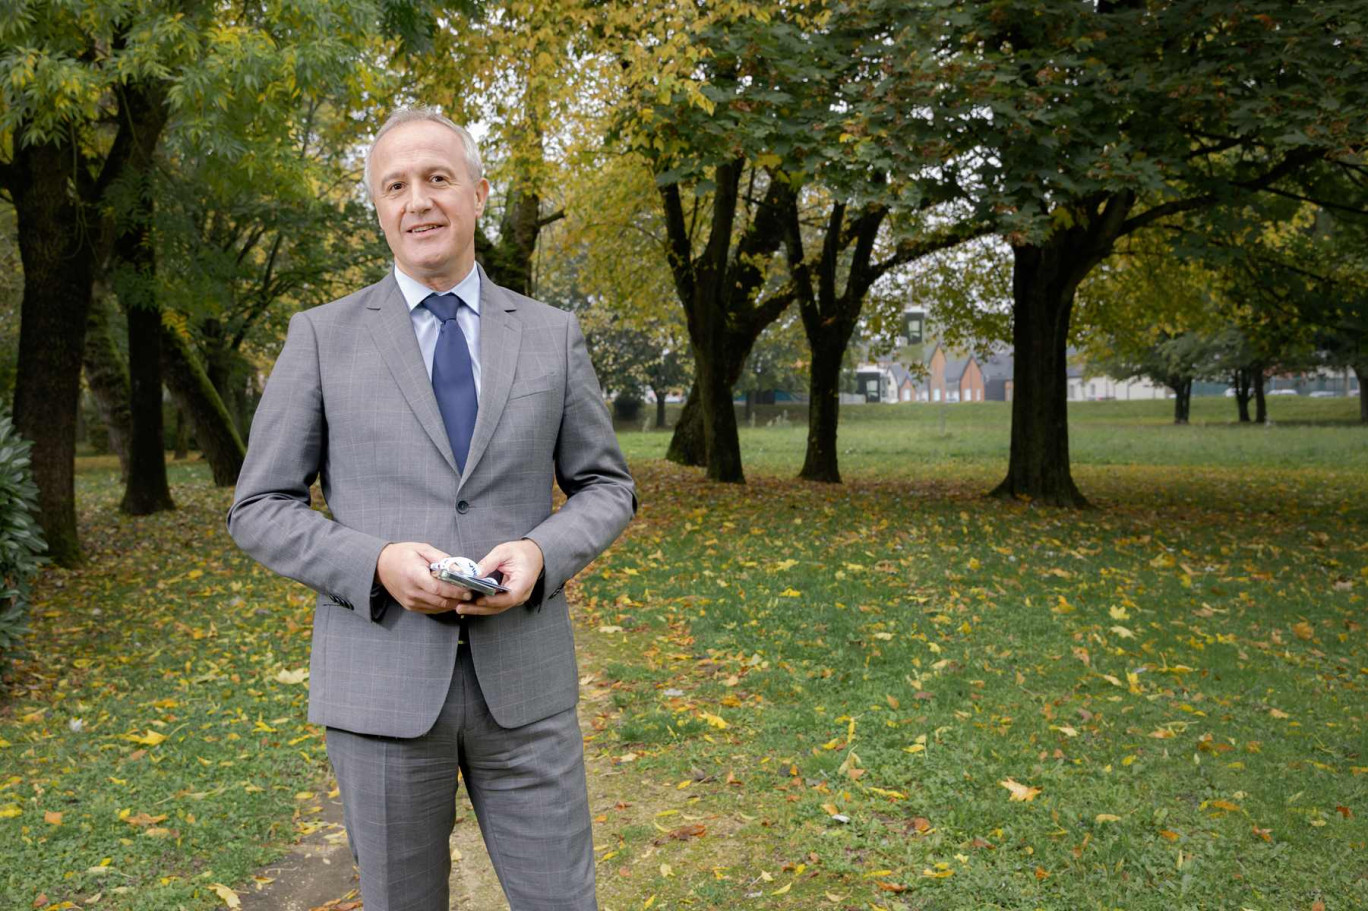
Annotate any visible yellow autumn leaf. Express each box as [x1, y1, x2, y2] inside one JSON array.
[[124, 730, 167, 746], [699, 712, 729, 730], [209, 883, 241, 909], [274, 668, 309, 685], [0, 803, 22, 818], [771, 882, 792, 895], [1109, 625, 1135, 639], [1291, 621, 1314, 640], [1095, 814, 1121, 823], [779, 588, 802, 597], [1000, 778, 1041, 801], [1109, 605, 1130, 620], [1050, 725, 1078, 737]]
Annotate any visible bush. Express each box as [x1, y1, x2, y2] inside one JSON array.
[[0, 413, 46, 667]]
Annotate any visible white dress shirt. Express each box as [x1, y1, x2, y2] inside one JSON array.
[[393, 262, 482, 399]]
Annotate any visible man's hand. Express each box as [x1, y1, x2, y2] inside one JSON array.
[[463, 539, 545, 616], [376, 541, 477, 614]]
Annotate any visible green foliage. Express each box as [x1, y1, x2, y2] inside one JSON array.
[[0, 413, 45, 665]]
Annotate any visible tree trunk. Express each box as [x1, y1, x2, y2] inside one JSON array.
[[989, 242, 1088, 507], [160, 322, 246, 485], [1234, 369, 1252, 422], [1171, 377, 1192, 424], [10, 139, 94, 566], [654, 389, 667, 429], [697, 346, 744, 483], [1356, 363, 1367, 423], [174, 407, 189, 460], [666, 383, 707, 466], [116, 182, 175, 515], [1253, 364, 1268, 424], [799, 332, 846, 483], [744, 389, 755, 424], [83, 293, 133, 480]]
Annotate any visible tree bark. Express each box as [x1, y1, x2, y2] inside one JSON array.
[[801, 331, 846, 482], [174, 407, 189, 460], [116, 188, 175, 515], [989, 242, 1090, 507], [1233, 369, 1253, 422], [697, 343, 744, 483], [1356, 363, 1367, 423], [160, 322, 246, 485], [1253, 363, 1268, 424], [653, 389, 667, 429], [666, 383, 707, 466], [9, 138, 95, 566], [1171, 377, 1192, 424], [83, 293, 133, 480]]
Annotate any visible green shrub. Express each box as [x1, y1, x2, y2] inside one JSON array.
[[0, 413, 46, 666]]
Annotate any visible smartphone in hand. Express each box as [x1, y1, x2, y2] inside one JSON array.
[[429, 556, 509, 596]]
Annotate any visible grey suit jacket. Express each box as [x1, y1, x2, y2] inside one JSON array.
[[227, 267, 636, 736]]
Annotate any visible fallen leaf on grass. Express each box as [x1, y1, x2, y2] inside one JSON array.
[[209, 883, 241, 909], [1000, 779, 1041, 802], [652, 823, 705, 845], [43, 810, 62, 825], [123, 730, 167, 746], [699, 712, 729, 730]]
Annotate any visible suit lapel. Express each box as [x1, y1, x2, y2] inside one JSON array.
[[364, 275, 459, 474], [458, 266, 521, 492]]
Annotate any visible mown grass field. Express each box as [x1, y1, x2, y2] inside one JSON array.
[[1, 398, 1364, 910]]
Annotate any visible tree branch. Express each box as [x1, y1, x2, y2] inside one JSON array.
[[871, 219, 994, 279], [536, 209, 566, 229], [1121, 147, 1322, 236], [657, 181, 696, 309]]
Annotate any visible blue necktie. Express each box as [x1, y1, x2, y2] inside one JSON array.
[[423, 292, 478, 473]]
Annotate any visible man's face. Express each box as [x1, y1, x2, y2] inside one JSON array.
[[370, 121, 489, 289]]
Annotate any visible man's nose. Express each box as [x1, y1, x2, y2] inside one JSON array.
[[405, 184, 432, 213]]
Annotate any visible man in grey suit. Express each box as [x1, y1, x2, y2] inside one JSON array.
[[227, 107, 635, 911]]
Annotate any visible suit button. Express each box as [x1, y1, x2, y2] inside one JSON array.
[[457, 500, 470, 514]]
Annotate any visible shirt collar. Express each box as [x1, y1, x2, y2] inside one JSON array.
[[393, 262, 482, 316]]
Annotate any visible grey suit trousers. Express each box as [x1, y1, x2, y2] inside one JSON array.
[[326, 641, 596, 911]]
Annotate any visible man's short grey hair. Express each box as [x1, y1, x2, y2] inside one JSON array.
[[363, 107, 484, 199]]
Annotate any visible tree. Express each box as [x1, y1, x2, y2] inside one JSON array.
[[610, 3, 839, 482], [898, 0, 1368, 505], [0, 0, 425, 562]]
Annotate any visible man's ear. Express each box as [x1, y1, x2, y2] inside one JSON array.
[[475, 178, 491, 216]]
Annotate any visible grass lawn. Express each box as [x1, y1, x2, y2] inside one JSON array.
[[2, 398, 1364, 910]]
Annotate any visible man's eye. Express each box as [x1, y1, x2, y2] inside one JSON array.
[[387, 182, 403, 192], [431, 175, 448, 184]]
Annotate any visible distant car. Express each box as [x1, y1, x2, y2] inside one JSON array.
[[1309, 390, 1338, 398], [1268, 388, 1299, 396]]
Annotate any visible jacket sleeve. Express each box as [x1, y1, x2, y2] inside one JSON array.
[[523, 313, 637, 604], [226, 311, 390, 619]]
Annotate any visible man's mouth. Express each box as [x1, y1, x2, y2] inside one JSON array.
[[408, 224, 444, 234]]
